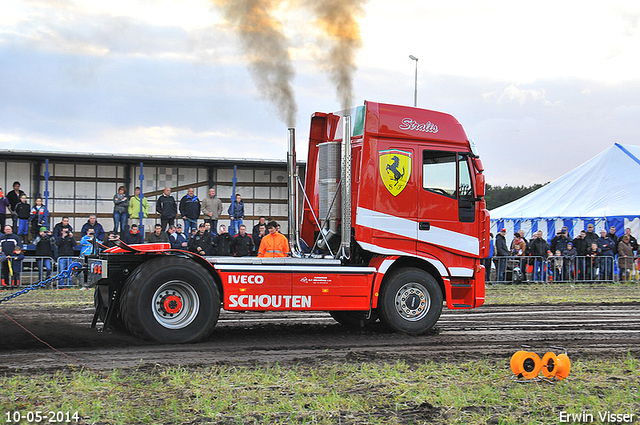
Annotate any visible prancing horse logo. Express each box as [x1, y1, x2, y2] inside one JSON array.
[[379, 149, 412, 196], [386, 156, 405, 186]]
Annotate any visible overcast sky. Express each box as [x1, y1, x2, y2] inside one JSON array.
[[1, 0, 639, 186]]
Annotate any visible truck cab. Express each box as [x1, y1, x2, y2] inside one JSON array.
[[302, 101, 489, 311]]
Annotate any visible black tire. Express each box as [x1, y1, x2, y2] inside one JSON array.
[[329, 311, 378, 329], [119, 256, 220, 344], [377, 268, 443, 335]]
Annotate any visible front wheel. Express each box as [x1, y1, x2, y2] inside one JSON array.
[[377, 268, 443, 335], [119, 256, 220, 343]]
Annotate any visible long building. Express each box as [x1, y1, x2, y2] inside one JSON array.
[[0, 150, 299, 237]]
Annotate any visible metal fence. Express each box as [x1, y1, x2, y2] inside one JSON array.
[[0, 256, 82, 289], [487, 255, 640, 284]]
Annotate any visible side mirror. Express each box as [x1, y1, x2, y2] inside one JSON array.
[[475, 173, 485, 198]]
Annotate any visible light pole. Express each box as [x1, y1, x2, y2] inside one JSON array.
[[409, 55, 418, 107]]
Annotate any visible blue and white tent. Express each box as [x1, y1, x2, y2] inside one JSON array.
[[490, 143, 640, 242]]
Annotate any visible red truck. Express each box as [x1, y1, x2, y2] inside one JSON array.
[[88, 101, 490, 344]]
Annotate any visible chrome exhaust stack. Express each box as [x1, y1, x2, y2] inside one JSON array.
[[287, 127, 301, 256], [340, 115, 352, 259]]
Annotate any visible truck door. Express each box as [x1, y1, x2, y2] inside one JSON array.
[[372, 143, 418, 254], [417, 149, 478, 259]]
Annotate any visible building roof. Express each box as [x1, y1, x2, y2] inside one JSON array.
[[0, 149, 293, 168]]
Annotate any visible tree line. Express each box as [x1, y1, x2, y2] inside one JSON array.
[[484, 183, 548, 211]]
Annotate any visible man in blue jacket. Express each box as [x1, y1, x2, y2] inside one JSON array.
[[597, 229, 616, 281], [179, 188, 201, 235], [80, 215, 105, 242], [227, 193, 244, 237]]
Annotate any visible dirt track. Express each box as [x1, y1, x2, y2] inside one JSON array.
[[1, 302, 639, 373]]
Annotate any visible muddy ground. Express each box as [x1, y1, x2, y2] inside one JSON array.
[[1, 302, 638, 373]]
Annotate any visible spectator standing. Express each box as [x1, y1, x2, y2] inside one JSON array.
[[618, 235, 634, 281], [188, 223, 213, 256], [257, 221, 289, 258], [113, 186, 129, 234], [202, 188, 223, 232], [252, 224, 266, 255], [15, 194, 31, 244], [122, 224, 144, 245], [562, 242, 577, 280], [584, 224, 599, 246], [156, 187, 177, 232], [622, 228, 639, 253], [6, 182, 25, 233], [2, 246, 25, 287], [585, 243, 600, 281], [34, 227, 55, 280], [233, 224, 254, 257], [212, 225, 233, 256], [170, 224, 189, 250], [252, 216, 268, 239], [128, 187, 149, 229], [147, 224, 170, 243], [52, 217, 73, 241], [572, 230, 589, 281], [0, 189, 10, 232], [597, 230, 615, 281], [550, 228, 571, 253], [0, 225, 20, 258], [494, 228, 510, 282], [179, 188, 201, 235], [56, 227, 77, 287], [30, 197, 49, 241], [529, 231, 549, 282], [228, 193, 244, 237], [81, 214, 106, 242], [553, 250, 564, 281], [0, 225, 20, 286], [606, 226, 619, 249]]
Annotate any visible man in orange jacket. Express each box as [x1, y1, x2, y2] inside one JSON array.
[[257, 221, 289, 258]]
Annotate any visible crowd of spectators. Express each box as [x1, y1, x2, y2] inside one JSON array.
[[0, 183, 287, 287], [487, 224, 640, 283]]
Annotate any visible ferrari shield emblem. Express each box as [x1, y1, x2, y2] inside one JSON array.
[[379, 149, 412, 196]]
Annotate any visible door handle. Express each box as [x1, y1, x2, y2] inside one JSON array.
[[419, 222, 430, 231]]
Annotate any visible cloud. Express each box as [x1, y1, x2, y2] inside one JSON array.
[[499, 86, 548, 105]]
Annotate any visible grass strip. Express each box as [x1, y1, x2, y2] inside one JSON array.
[[1, 356, 638, 424]]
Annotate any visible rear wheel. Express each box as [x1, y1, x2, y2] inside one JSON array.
[[378, 268, 443, 335], [329, 311, 378, 329], [119, 256, 219, 344]]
